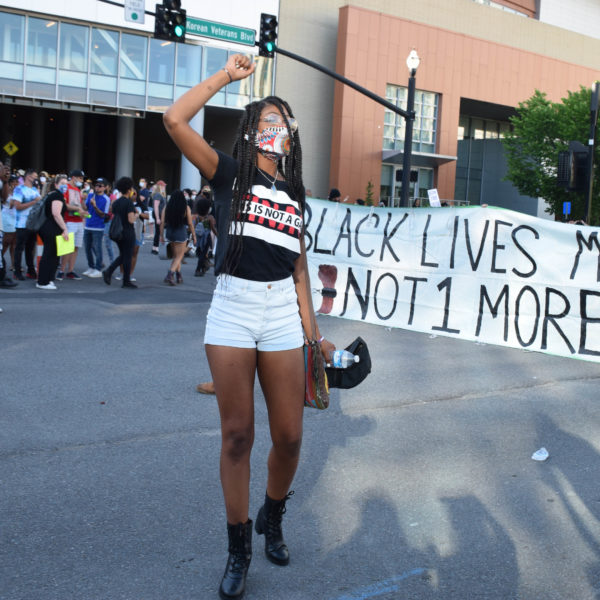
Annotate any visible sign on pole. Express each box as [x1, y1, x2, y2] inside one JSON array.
[[124, 0, 145, 24], [3, 141, 18, 156], [186, 17, 255, 46]]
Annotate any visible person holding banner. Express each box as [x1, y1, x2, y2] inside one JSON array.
[[164, 53, 335, 599], [37, 174, 69, 290]]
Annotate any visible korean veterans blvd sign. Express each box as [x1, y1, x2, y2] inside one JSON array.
[[186, 17, 255, 46]]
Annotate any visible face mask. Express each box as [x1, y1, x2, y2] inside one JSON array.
[[74, 180, 82, 188], [255, 127, 292, 162], [40, 176, 47, 184], [139, 181, 145, 188], [59, 184, 68, 194]]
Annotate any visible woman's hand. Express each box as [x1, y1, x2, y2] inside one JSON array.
[[319, 339, 336, 363], [225, 54, 255, 81], [62, 229, 69, 241], [192, 235, 197, 245]]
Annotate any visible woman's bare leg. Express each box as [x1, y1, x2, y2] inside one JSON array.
[[257, 347, 304, 500], [170, 241, 186, 272], [206, 344, 257, 523]]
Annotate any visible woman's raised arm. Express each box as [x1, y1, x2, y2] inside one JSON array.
[[163, 54, 255, 180]]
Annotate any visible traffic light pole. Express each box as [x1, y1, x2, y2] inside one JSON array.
[[274, 46, 411, 121], [585, 81, 599, 225]]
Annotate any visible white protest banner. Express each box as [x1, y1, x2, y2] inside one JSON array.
[[305, 199, 600, 363]]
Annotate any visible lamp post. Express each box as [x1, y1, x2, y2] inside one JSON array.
[[400, 49, 420, 208]]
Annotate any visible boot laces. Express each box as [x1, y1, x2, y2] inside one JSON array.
[[266, 491, 294, 536]]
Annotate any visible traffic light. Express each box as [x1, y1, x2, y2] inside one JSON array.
[[258, 13, 277, 57], [557, 141, 588, 192], [154, 1, 186, 43]]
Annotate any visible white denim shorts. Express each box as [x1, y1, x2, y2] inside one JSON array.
[[204, 274, 304, 351]]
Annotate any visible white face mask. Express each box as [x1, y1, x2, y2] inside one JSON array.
[[40, 176, 47, 183], [139, 181, 146, 188], [74, 180, 82, 188]]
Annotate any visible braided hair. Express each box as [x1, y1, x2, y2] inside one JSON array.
[[224, 96, 305, 274]]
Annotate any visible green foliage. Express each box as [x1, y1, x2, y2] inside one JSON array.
[[502, 86, 600, 224], [365, 179, 374, 206]]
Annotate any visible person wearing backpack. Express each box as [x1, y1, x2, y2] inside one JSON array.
[[12, 168, 41, 280], [102, 177, 139, 289], [36, 174, 69, 290]]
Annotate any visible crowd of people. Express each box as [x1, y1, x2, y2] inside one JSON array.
[[0, 159, 218, 304]]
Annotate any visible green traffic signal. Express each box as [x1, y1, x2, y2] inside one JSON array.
[[154, 2, 186, 43], [259, 13, 277, 58]]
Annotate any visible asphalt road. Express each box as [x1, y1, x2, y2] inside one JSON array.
[[1, 241, 600, 600]]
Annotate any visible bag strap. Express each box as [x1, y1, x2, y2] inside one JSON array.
[[300, 238, 319, 342]]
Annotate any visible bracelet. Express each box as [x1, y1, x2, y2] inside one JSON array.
[[318, 336, 324, 343], [223, 67, 233, 83]]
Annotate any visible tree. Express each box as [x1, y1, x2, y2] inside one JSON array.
[[502, 86, 599, 224], [365, 179, 374, 206]]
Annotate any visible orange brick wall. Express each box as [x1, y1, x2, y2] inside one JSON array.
[[330, 5, 600, 202]]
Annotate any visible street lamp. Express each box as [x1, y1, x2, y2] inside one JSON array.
[[400, 49, 420, 208]]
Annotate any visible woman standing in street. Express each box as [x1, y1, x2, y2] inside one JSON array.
[[164, 54, 334, 599], [102, 177, 138, 289], [36, 174, 69, 290], [159, 189, 195, 285]]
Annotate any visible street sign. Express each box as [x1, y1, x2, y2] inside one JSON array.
[[563, 201, 571, 216], [186, 17, 255, 46], [3, 141, 18, 156], [124, 0, 145, 24]]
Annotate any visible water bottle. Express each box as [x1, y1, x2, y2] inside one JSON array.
[[329, 349, 360, 369]]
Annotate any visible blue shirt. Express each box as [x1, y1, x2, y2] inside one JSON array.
[[85, 192, 110, 231], [13, 184, 41, 228]]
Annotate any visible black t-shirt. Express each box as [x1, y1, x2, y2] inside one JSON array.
[[44, 190, 67, 219], [209, 151, 303, 281], [111, 196, 135, 231]]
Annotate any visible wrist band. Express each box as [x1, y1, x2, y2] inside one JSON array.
[[223, 67, 232, 83], [318, 336, 324, 343]]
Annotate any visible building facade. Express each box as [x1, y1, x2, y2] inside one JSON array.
[[0, 0, 276, 189], [276, 0, 600, 215]]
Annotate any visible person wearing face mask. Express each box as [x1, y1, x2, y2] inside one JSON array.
[[12, 168, 41, 280], [36, 175, 70, 290], [58, 169, 88, 281], [39, 171, 51, 197], [0, 162, 18, 290], [102, 177, 139, 289], [164, 53, 335, 599]]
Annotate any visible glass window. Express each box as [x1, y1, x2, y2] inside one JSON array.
[[148, 38, 174, 110], [59, 23, 88, 71], [0, 11, 24, 63], [119, 33, 147, 109], [380, 164, 393, 205], [149, 38, 174, 83], [121, 32, 147, 80], [27, 17, 57, 68], [0, 11, 24, 94], [253, 56, 273, 100], [176, 42, 201, 88], [91, 28, 118, 75], [383, 83, 439, 153], [204, 46, 227, 105]]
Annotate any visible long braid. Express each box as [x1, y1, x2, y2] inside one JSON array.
[[224, 96, 305, 274]]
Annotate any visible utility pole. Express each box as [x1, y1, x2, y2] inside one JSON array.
[[585, 81, 599, 224]]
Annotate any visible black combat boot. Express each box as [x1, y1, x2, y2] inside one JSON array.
[[219, 520, 252, 600], [255, 490, 294, 566]]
